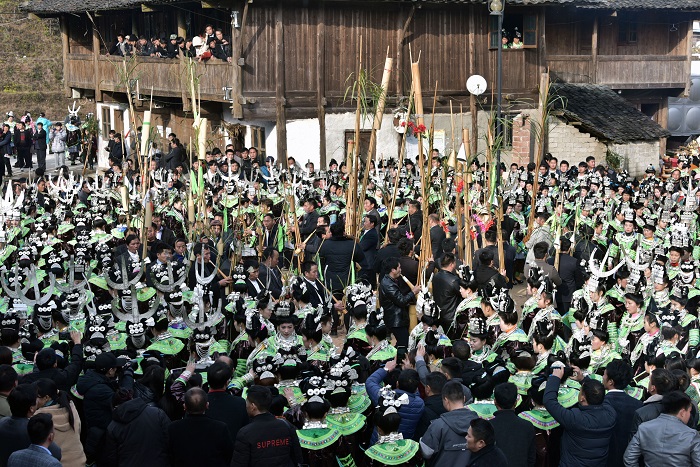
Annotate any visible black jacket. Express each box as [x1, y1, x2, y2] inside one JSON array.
[[467, 444, 509, 467], [76, 368, 133, 431], [605, 390, 642, 467], [20, 343, 83, 390], [375, 243, 400, 280], [259, 263, 283, 299], [298, 210, 319, 238], [205, 390, 249, 445], [379, 274, 415, 328], [13, 128, 32, 150], [0, 417, 61, 467], [359, 228, 379, 271], [103, 398, 170, 467], [549, 253, 580, 305], [473, 264, 508, 290], [231, 412, 303, 467], [432, 269, 461, 325], [414, 394, 447, 440], [169, 414, 233, 467], [163, 145, 185, 170], [430, 225, 446, 259], [490, 409, 536, 467], [33, 128, 47, 150], [319, 236, 365, 292], [0, 131, 11, 156]]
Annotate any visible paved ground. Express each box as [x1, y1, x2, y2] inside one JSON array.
[[7, 152, 93, 180]]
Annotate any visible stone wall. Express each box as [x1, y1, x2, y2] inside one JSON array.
[[608, 141, 661, 176], [547, 117, 608, 165]]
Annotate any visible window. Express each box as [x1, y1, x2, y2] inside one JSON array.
[[251, 126, 266, 156], [618, 20, 638, 44], [501, 114, 515, 150], [490, 14, 538, 49], [101, 107, 112, 140]]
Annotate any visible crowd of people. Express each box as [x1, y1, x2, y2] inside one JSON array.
[[106, 24, 233, 62], [1, 114, 700, 467]]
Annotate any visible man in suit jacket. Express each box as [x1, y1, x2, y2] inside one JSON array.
[[524, 241, 562, 287], [152, 214, 176, 249], [7, 414, 61, 467], [0, 387, 62, 467], [598, 360, 642, 467], [428, 214, 446, 260], [259, 248, 283, 299], [169, 388, 233, 467], [297, 199, 319, 239], [32, 122, 47, 173], [547, 237, 581, 312], [490, 382, 536, 467], [359, 214, 379, 288]]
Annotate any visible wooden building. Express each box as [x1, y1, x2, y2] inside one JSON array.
[[21, 0, 698, 172]]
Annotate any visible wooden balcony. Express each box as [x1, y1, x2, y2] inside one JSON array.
[[65, 54, 233, 103], [547, 55, 688, 89]]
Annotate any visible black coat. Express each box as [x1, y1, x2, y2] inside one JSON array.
[[33, 128, 47, 150], [375, 243, 400, 280], [298, 210, 319, 238], [430, 225, 447, 259], [549, 253, 580, 306], [0, 131, 11, 156], [231, 412, 303, 467], [76, 369, 133, 431], [20, 343, 83, 390], [605, 391, 642, 467], [490, 409, 536, 467], [259, 263, 283, 299], [379, 274, 415, 328], [13, 128, 32, 150], [205, 390, 249, 445], [103, 398, 170, 467], [0, 417, 61, 467], [408, 211, 423, 242], [163, 146, 185, 170], [432, 269, 461, 326], [473, 264, 507, 290], [414, 394, 447, 440], [169, 414, 234, 467], [319, 236, 365, 292], [360, 228, 379, 271], [467, 444, 509, 467]]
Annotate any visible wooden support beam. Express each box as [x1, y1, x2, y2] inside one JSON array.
[[684, 19, 693, 97], [275, 1, 287, 161], [230, 1, 249, 119], [92, 25, 102, 102], [468, 5, 477, 158], [591, 16, 598, 83], [177, 10, 187, 38], [60, 16, 71, 98], [317, 4, 327, 167]]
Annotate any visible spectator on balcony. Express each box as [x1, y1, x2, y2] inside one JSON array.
[[203, 24, 216, 45], [125, 35, 137, 56], [179, 38, 196, 58], [153, 38, 169, 58], [163, 138, 186, 171], [209, 38, 231, 62], [108, 34, 129, 56], [215, 29, 231, 55], [137, 37, 155, 57], [165, 34, 180, 59]]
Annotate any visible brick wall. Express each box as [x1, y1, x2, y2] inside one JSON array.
[[509, 113, 532, 168], [547, 117, 607, 165]]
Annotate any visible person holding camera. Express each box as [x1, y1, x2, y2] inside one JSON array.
[[19, 331, 83, 391], [544, 362, 617, 467]]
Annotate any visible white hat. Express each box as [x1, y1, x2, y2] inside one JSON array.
[[191, 36, 204, 48], [6, 111, 13, 117]]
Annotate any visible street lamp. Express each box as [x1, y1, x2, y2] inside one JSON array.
[[489, 0, 504, 189]]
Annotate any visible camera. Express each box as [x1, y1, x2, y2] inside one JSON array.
[[58, 331, 71, 341], [547, 364, 574, 381]]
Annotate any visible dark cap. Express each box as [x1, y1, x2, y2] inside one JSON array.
[[95, 352, 118, 370]]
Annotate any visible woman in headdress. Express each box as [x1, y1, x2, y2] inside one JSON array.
[[363, 386, 423, 467], [669, 289, 699, 357], [293, 376, 355, 467], [532, 319, 556, 375], [300, 310, 331, 369], [522, 266, 545, 333], [365, 308, 397, 373], [630, 312, 662, 375], [326, 348, 368, 447], [587, 329, 621, 379], [508, 348, 537, 405], [346, 299, 372, 357], [451, 276, 480, 340], [518, 376, 563, 467], [479, 287, 502, 347], [525, 276, 567, 353], [490, 289, 529, 361], [228, 297, 254, 377], [468, 316, 493, 365], [268, 299, 302, 356], [617, 291, 646, 358]]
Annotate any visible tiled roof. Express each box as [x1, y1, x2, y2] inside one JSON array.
[[22, 0, 699, 14], [551, 83, 671, 143]]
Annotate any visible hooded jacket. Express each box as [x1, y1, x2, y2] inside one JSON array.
[[103, 398, 170, 467], [35, 402, 86, 467], [419, 408, 478, 466]]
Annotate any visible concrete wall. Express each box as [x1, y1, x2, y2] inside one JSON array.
[[547, 117, 608, 165]]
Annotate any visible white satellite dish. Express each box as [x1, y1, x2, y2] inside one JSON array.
[[467, 75, 487, 96]]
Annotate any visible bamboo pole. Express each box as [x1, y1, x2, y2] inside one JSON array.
[[524, 72, 551, 243], [347, 36, 363, 238], [451, 101, 464, 262], [384, 83, 415, 245], [357, 50, 393, 239]]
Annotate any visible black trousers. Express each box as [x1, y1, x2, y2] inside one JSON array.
[[17, 148, 31, 168], [36, 149, 46, 172]]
